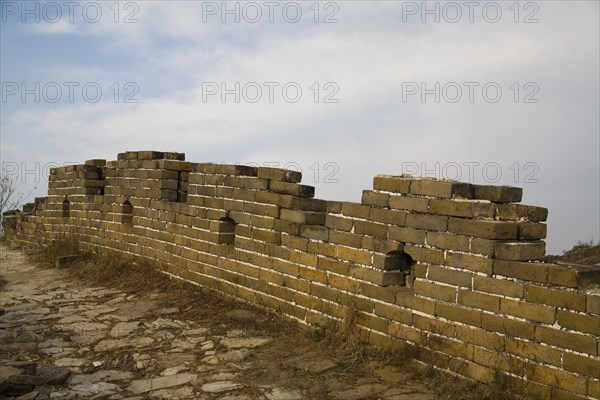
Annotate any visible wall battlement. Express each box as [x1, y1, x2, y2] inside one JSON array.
[[4, 151, 599, 399]]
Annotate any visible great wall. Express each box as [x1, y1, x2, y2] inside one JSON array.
[[2, 151, 599, 399]]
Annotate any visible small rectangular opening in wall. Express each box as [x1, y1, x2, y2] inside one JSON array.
[[176, 171, 188, 202]]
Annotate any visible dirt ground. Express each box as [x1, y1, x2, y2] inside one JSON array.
[[0, 243, 512, 400]]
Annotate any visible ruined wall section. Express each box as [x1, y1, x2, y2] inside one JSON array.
[[4, 151, 599, 400]]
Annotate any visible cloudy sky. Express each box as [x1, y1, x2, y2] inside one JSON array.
[[1, 1, 598, 254]]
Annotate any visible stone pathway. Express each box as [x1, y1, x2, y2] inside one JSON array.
[[0, 246, 436, 399]]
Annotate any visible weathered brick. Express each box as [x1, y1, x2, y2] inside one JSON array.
[[373, 175, 411, 193], [270, 180, 315, 197], [414, 280, 456, 302], [317, 257, 349, 275], [405, 245, 444, 265], [350, 266, 404, 286], [368, 208, 407, 225], [436, 303, 481, 327], [481, 313, 534, 339], [388, 226, 426, 244], [299, 225, 329, 241], [446, 252, 493, 274], [458, 289, 499, 313], [298, 266, 327, 284], [273, 219, 300, 235], [499, 298, 555, 323], [337, 246, 372, 265], [410, 179, 473, 199], [535, 326, 597, 355], [517, 222, 547, 240], [257, 167, 301, 182], [494, 241, 546, 261], [280, 209, 325, 225], [406, 213, 448, 231], [361, 237, 403, 253], [448, 218, 518, 239], [472, 184, 522, 203], [504, 338, 561, 366], [428, 265, 472, 287], [556, 310, 600, 335], [324, 214, 353, 231], [413, 314, 456, 337], [425, 232, 470, 252], [493, 260, 548, 283], [289, 250, 318, 267], [361, 190, 389, 207], [396, 290, 436, 314], [329, 230, 362, 248], [548, 264, 600, 288], [563, 352, 600, 377], [340, 202, 370, 219], [388, 196, 429, 212], [456, 325, 504, 351], [526, 285, 586, 312], [353, 220, 387, 238], [429, 199, 494, 219], [527, 364, 587, 396]]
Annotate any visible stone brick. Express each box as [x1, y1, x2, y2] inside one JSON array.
[[414, 280, 456, 302], [337, 246, 372, 265], [527, 285, 586, 312], [396, 290, 435, 315], [324, 214, 353, 232], [410, 180, 473, 199], [425, 232, 470, 252], [317, 257, 349, 275], [405, 245, 444, 265], [350, 266, 404, 286], [527, 364, 587, 396], [340, 202, 370, 219], [448, 218, 518, 239], [388, 196, 429, 212], [456, 325, 504, 351], [298, 266, 327, 284], [446, 252, 493, 274], [504, 338, 561, 366], [353, 220, 387, 238], [299, 225, 329, 241], [388, 226, 426, 244], [481, 314, 534, 340], [257, 167, 301, 183], [273, 219, 300, 235], [517, 222, 547, 240], [472, 184, 522, 203], [413, 314, 456, 337], [548, 264, 600, 288], [373, 175, 411, 193], [368, 208, 407, 225], [499, 298, 555, 324], [280, 209, 325, 225], [436, 303, 481, 327], [458, 289, 499, 313], [535, 326, 597, 355], [494, 241, 545, 261], [556, 310, 600, 335], [329, 230, 362, 248], [361, 237, 403, 253], [428, 265, 472, 288], [406, 213, 448, 231], [361, 190, 389, 207], [563, 352, 600, 377], [270, 181, 314, 197], [493, 260, 548, 283], [429, 199, 494, 219]]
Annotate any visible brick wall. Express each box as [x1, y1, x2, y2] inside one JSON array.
[[4, 151, 599, 399]]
